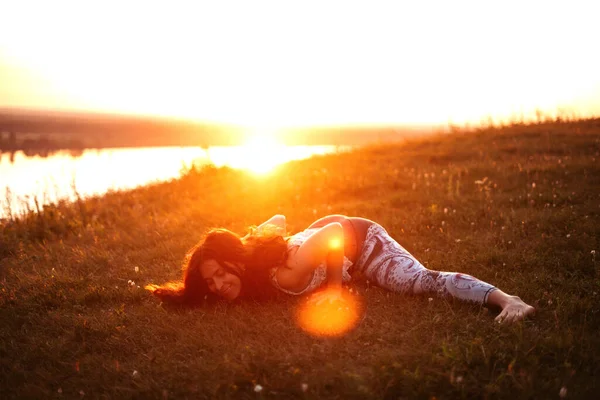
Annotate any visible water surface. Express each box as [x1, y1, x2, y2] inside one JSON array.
[[0, 144, 347, 218]]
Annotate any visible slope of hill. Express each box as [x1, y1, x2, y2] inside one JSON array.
[[1, 118, 598, 398]]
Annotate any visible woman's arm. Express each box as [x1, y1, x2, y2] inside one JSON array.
[[243, 215, 287, 240], [256, 214, 286, 235], [277, 222, 345, 294]]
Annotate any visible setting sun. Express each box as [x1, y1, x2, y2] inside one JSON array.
[[240, 133, 285, 174], [206, 130, 287, 174], [204, 128, 350, 175]]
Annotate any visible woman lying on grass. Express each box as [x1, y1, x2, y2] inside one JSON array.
[[147, 215, 535, 323]]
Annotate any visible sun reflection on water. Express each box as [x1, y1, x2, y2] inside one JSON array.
[[208, 135, 344, 175]]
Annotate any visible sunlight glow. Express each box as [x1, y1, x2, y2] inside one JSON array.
[[206, 133, 285, 175], [296, 289, 363, 337], [1, 1, 599, 126], [206, 130, 348, 175], [241, 134, 285, 174], [329, 238, 342, 249]]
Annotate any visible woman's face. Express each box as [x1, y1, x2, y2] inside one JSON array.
[[199, 259, 242, 301]]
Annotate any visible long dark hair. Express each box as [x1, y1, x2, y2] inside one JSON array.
[[146, 228, 288, 306]]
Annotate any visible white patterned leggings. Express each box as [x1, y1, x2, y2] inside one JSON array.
[[354, 224, 497, 305]]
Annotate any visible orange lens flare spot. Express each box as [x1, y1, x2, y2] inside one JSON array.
[[296, 289, 363, 337], [329, 238, 342, 249]]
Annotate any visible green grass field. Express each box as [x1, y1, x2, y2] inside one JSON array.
[[1, 119, 599, 399]]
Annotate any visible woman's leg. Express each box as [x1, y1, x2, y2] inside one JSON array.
[[307, 215, 347, 229], [365, 255, 497, 304], [356, 224, 496, 305]]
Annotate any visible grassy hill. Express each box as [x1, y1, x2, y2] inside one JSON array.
[[1, 119, 599, 398]]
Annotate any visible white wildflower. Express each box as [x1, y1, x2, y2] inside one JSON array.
[[301, 383, 308, 392], [559, 386, 567, 398], [132, 370, 139, 378], [128, 280, 135, 287], [134, 266, 139, 273], [254, 384, 263, 393], [428, 297, 433, 302], [591, 250, 596, 255], [566, 234, 571, 238]]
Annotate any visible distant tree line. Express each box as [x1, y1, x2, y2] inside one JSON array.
[[0, 109, 431, 151]]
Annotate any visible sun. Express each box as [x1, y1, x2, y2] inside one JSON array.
[[204, 128, 289, 174], [205, 126, 348, 174], [239, 134, 286, 175]]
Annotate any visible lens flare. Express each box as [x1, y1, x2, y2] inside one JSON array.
[[329, 238, 342, 249], [296, 289, 363, 337]]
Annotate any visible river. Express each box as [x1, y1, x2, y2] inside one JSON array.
[[0, 144, 348, 219]]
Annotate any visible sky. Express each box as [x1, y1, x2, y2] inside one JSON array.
[[1, 0, 599, 127]]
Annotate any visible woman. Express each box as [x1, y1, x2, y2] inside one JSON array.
[[146, 215, 535, 323]]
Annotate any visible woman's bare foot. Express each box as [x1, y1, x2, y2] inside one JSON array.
[[488, 290, 536, 324]]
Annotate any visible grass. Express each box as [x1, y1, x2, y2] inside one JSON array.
[[1, 118, 599, 399]]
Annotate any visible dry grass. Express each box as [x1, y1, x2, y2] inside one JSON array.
[[1, 119, 599, 399]]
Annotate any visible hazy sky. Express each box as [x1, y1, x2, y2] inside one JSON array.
[[1, 0, 599, 127]]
